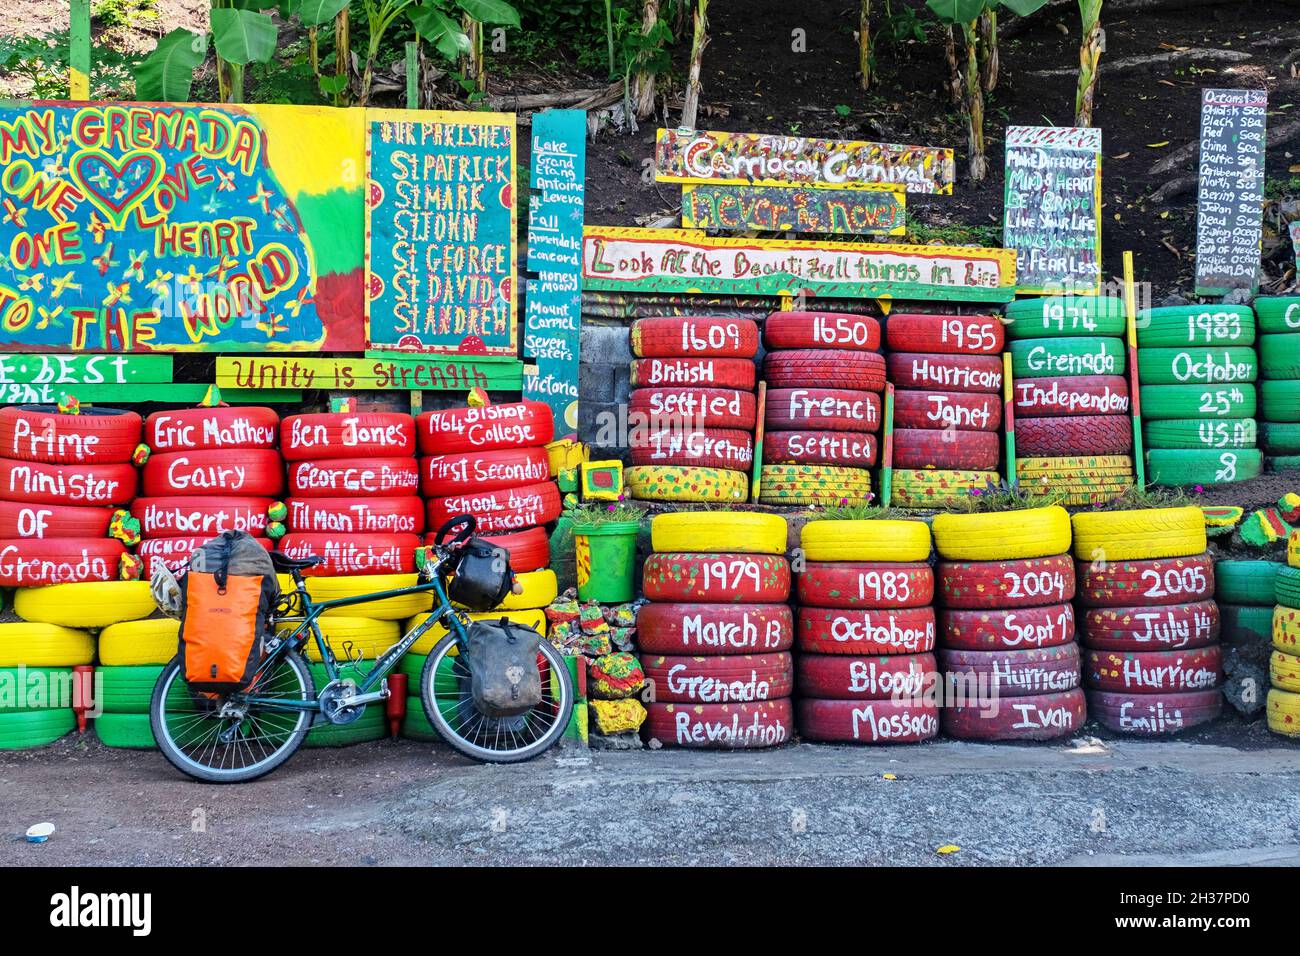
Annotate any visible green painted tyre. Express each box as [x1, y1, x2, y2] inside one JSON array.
[[1262, 423, 1300, 455], [1136, 305, 1255, 347], [1008, 336, 1125, 378], [304, 705, 385, 747], [94, 712, 157, 749], [1219, 603, 1275, 647], [1146, 448, 1262, 486], [1255, 296, 1300, 334], [97, 665, 165, 714], [1269, 456, 1300, 473], [1261, 380, 1300, 422], [1277, 567, 1300, 610], [1144, 418, 1256, 450], [1260, 333, 1300, 380], [1003, 296, 1126, 339], [0, 667, 73, 712], [1137, 347, 1257, 385], [0, 708, 75, 749], [402, 697, 441, 741], [1215, 560, 1282, 606], [1139, 384, 1255, 421]]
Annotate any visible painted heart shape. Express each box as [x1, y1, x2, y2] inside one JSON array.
[[70, 148, 163, 232]]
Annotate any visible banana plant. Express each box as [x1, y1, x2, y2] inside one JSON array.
[[408, 0, 520, 101], [1075, 0, 1103, 125]]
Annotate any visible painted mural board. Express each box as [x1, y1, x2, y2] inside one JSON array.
[[681, 183, 905, 235], [655, 128, 955, 195], [0, 101, 365, 353], [582, 227, 1016, 301], [1003, 126, 1102, 295], [365, 109, 518, 356], [1195, 88, 1267, 295], [216, 355, 524, 392]]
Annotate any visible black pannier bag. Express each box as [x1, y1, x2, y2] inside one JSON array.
[[447, 538, 513, 611], [465, 617, 543, 717]]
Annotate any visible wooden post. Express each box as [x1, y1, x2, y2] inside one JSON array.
[[879, 382, 894, 508], [69, 0, 91, 100], [1002, 352, 1016, 484], [405, 40, 419, 109], [336, 7, 350, 90], [858, 0, 871, 90], [750, 382, 766, 503], [1123, 251, 1146, 487]]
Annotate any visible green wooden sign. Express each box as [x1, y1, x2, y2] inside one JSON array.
[[0, 383, 298, 404], [0, 354, 173, 384]]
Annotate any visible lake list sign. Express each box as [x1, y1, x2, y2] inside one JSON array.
[[1003, 126, 1102, 294], [1195, 88, 1267, 295]]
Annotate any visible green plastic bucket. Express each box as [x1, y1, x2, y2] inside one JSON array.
[[572, 520, 641, 603]]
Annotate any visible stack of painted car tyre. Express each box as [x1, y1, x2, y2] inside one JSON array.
[[1005, 295, 1135, 504], [1073, 507, 1221, 735], [0, 404, 141, 586], [759, 311, 884, 506], [1138, 304, 1261, 486], [637, 512, 793, 748], [1215, 558, 1280, 691], [794, 519, 940, 743], [626, 316, 757, 503], [0, 620, 95, 749], [1255, 296, 1300, 473], [886, 312, 1004, 507], [1267, 532, 1300, 737], [135, 406, 281, 571], [932, 506, 1085, 741]]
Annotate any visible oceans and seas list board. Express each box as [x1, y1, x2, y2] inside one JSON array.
[[1195, 88, 1267, 295]]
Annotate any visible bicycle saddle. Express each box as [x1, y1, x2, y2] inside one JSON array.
[[270, 552, 325, 572]]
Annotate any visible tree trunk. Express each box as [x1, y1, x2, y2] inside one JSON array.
[[334, 8, 349, 103], [632, 0, 661, 119], [944, 24, 963, 107], [460, 15, 486, 92], [963, 23, 985, 181], [1075, 1, 1103, 126], [858, 0, 871, 90], [681, 0, 709, 130], [978, 9, 998, 92]]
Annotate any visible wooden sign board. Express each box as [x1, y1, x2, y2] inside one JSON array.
[[1003, 126, 1102, 294], [1291, 221, 1300, 277], [215, 355, 524, 392], [1195, 88, 1267, 295], [681, 183, 905, 235], [655, 128, 954, 195], [582, 226, 1016, 301], [364, 109, 518, 356]]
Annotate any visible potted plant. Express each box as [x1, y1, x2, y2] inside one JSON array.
[[565, 499, 644, 604]]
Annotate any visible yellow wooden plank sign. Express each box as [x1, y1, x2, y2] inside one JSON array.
[[216, 355, 524, 392]]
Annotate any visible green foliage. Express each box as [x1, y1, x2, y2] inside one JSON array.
[[815, 503, 902, 521], [133, 28, 208, 100], [879, 0, 928, 44], [93, 0, 158, 29], [211, 7, 278, 64], [1265, 177, 1300, 201], [297, 0, 353, 24], [907, 220, 1000, 246], [947, 479, 1063, 513], [2, 31, 134, 99]]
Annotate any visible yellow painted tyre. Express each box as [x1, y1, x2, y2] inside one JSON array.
[[801, 519, 931, 562], [1016, 455, 1134, 473], [406, 608, 547, 655], [13, 581, 155, 629], [299, 574, 432, 620], [1266, 688, 1300, 737], [0, 623, 94, 667], [1274, 606, 1300, 654], [651, 511, 787, 555], [1290, 530, 1300, 568], [493, 568, 558, 610], [932, 505, 1071, 561], [892, 470, 999, 508], [98, 618, 178, 666], [285, 617, 399, 663], [626, 465, 749, 503], [1270, 650, 1300, 692], [1070, 506, 1206, 561]]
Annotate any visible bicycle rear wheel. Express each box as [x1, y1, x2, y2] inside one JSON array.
[[419, 632, 574, 763], [149, 651, 316, 783]]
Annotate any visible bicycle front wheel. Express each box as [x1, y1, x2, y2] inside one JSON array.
[[149, 651, 316, 784], [420, 633, 574, 763]]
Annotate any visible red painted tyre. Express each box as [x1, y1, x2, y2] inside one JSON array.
[[643, 700, 792, 748], [630, 316, 760, 359], [1085, 688, 1222, 735], [287, 457, 418, 499], [938, 555, 1075, 609], [797, 606, 937, 655], [942, 687, 1086, 741], [762, 430, 877, 467], [797, 697, 939, 743], [892, 428, 1000, 470], [131, 496, 273, 538], [762, 349, 887, 391], [764, 388, 881, 432], [145, 406, 279, 451], [797, 561, 933, 609], [1013, 376, 1130, 418], [278, 532, 420, 577], [887, 352, 1003, 393], [1080, 600, 1219, 651], [628, 427, 753, 470], [886, 313, 1004, 355], [421, 446, 550, 496], [0, 405, 141, 464], [892, 390, 1001, 432], [144, 449, 284, 498], [0, 458, 137, 506], [0, 538, 124, 586], [762, 311, 882, 351], [629, 357, 756, 391], [281, 413, 415, 461], [479, 527, 550, 572], [138, 535, 272, 572], [417, 401, 554, 455], [0, 501, 113, 539], [940, 603, 1075, 651], [642, 553, 791, 603], [636, 603, 794, 655], [796, 651, 937, 699], [1083, 645, 1220, 693], [1075, 552, 1214, 608], [937, 644, 1081, 697], [1016, 415, 1133, 457], [642, 652, 794, 703], [628, 387, 757, 429], [289, 497, 424, 535], [426, 480, 560, 534]]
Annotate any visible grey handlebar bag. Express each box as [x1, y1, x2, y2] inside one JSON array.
[[465, 618, 543, 717]]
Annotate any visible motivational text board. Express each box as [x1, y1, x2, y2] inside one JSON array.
[[1195, 88, 1267, 295], [681, 183, 905, 235], [215, 354, 524, 392]]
